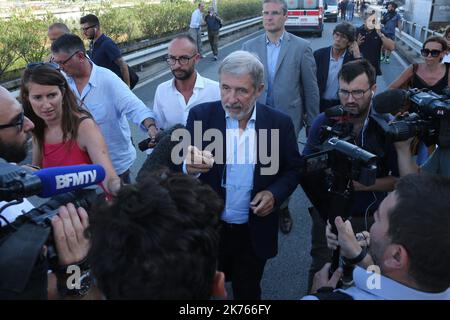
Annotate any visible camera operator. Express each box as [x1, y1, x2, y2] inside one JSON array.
[[302, 59, 399, 291], [0, 85, 91, 299], [303, 173, 450, 300]]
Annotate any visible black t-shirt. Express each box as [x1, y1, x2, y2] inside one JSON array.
[[89, 34, 123, 79], [357, 25, 383, 76]]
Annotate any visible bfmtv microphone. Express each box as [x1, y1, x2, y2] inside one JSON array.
[[34, 164, 106, 197], [373, 89, 408, 114], [0, 161, 105, 201]]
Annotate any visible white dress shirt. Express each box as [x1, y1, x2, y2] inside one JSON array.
[[153, 72, 220, 130], [190, 8, 203, 28]]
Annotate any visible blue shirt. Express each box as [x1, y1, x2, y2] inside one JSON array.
[[265, 33, 284, 107], [89, 34, 123, 79], [323, 49, 346, 100], [65, 62, 155, 175], [221, 106, 257, 224], [302, 266, 450, 300], [381, 11, 401, 36]]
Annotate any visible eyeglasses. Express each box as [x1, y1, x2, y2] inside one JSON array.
[[0, 112, 24, 131], [262, 10, 283, 16], [338, 87, 371, 99], [54, 50, 80, 66], [420, 48, 442, 57], [26, 62, 60, 70], [81, 24, 97, 32], [166, 54, 197, 66]]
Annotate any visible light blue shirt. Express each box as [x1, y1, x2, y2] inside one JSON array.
[[323, 49, 346, 100], [65, 62, 155, 175], [302, 266, 450, 300], [221, 106, 257, 224], [265, 33, 284, 107]]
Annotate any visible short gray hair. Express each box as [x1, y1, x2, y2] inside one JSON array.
[[219, 51, 264, 90], [263, 0, 288, 14]]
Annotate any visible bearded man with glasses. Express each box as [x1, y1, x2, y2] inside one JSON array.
[[152, 35, 220, 130], [302, 59, 399, 292]]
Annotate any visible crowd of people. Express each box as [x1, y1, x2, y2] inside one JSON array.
[[0, 0, 449, 301]]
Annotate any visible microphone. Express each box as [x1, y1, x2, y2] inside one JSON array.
[[34, 164, 106, 197], [325, 105, 348, 117], [373, 89, 408, 114], [0, 162, 106, 201]]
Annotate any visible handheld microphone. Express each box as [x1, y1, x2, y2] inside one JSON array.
[[34, 164, 106, 197], [0, 163, 106, 201], [373, 89, 408, 114], [325, 105, 347, 118]]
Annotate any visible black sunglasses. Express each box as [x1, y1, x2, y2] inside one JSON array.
[[420, 48, 442, 57], [0, 112, 24, 131], [26, 62, 60, 70]]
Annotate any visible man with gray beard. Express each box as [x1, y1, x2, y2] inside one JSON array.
[[184, 51, 302, 299]]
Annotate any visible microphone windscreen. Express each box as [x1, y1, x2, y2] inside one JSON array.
[[373, 89, 407, 114], [34, 164, 106, 198], [324, 105, 347, 117]]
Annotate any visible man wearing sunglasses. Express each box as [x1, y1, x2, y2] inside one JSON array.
[[0, 86, 91, 299], [51, 34, 157, 183], [80, 14, 131, 88], [152, 35, 220, 130], [302, 59, 399, 292]]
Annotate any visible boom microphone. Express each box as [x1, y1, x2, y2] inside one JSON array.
[[373, 89, 408, 114], [0, 162, 105, 201]]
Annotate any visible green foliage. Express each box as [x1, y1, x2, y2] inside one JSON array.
[[218, 0, 262, 22], [0, 20, 20, 76], [136, 1, 194, 40], [8, 9, 56, 64], [1, 0, 261, 76]]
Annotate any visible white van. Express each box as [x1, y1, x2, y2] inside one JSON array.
[[285, 0, 324, 37], [324, 0, 338, 22]]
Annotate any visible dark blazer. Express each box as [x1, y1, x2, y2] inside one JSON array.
[[186, 101, 302, 259], [314, 46, 357, 99]]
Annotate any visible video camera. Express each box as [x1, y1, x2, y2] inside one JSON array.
[[301, 115, 378, 188], [372, 87, 450, 147], [0, 160, 105, 295]]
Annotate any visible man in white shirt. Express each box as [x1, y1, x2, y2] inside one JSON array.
[[153, 35, 220, 130], [51, 34, 157, 183], [189, 2, 206, 58]]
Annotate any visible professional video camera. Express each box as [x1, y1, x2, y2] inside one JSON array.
[[372, 87, 450, 147], [301, 110, 378, 189], [300, 109, 379, 278], [0, 160, 105, 296]]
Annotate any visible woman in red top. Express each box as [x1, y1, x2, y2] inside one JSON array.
[[20, 64, 121, 195]]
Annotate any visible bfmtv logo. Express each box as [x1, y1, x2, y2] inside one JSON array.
[[55, 171, 97, 189]]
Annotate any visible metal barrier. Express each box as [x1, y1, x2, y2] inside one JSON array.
[[9, 16, 262, 97], [125, 16, 262, 69], [368, 4, 443, 58], [397, 20, 444, 58]]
